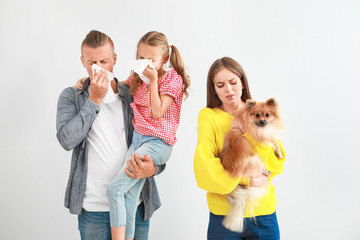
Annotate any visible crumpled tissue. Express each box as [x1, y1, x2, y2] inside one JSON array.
[[92, 64, 116, 103], [127, 59, 155, 84]]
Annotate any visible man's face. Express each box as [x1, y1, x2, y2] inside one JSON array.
[[81, 42, 117, 79]]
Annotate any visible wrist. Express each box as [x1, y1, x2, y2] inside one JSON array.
[[89, 96, 102, 106], [149, 75, 158, 83]]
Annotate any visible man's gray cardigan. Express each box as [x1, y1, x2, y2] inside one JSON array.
[[56, 78, 164, 220]]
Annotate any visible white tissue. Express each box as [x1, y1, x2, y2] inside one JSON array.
[[127, 59, 154, 84], [92, 64, 116, 103]]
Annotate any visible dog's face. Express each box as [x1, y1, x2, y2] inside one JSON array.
[[246, 98, 280, 128]]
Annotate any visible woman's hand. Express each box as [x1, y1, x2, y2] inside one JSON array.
[[73, 77, 87, 90], [232, 117, 244, 132], [125, 153, 156, 179], [249, 172, 268, 187]]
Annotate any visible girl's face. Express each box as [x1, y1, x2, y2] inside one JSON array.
[[213, 67, 244, 107], [137, 43, 168, 73]]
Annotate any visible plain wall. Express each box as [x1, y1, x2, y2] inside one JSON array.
[[1, 0, 359, 239]]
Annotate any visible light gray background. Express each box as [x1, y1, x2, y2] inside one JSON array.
[[1, 0, 359, 239]]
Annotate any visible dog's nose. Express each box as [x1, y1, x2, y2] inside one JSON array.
[[259, 120, 267, 126]]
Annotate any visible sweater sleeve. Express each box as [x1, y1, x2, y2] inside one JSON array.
[[194, 109, 249, 195], [243, 133, 286, 176]]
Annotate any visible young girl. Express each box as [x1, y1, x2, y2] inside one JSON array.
[[106, 31, 190, 240]]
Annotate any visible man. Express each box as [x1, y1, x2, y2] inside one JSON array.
[[56, 30, 164, 240]]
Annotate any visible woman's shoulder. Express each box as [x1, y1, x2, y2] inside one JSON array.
[[199, 107, 224, 118], [199, 107, 229, 115]]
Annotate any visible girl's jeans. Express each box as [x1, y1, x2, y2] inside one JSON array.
[[107, 130, 172, 239]]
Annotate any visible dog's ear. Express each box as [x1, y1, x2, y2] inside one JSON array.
[[246, 99, 256, 109], [266, 98, 277, 107]]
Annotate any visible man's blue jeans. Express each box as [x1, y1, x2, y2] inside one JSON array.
[[207, 211, 280, 240], [78, 202, 149, 240]]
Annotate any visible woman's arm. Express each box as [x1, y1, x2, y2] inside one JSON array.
[[194, 109, 249, 194], [243, 133, 286, 176]]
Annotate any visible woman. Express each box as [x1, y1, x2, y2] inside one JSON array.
[[194, 57, 286, 239]]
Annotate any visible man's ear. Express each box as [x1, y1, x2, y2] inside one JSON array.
[[80, 55, 85, 68], [113, 53, 117, 66]]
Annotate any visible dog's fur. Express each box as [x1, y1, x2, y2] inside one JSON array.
[[221, 98, 284, 232]]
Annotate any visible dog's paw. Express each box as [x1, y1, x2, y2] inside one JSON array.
[[275, 150, 283, 159]]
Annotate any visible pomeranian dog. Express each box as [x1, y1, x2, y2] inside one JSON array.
[[220, 98, 284, 232]]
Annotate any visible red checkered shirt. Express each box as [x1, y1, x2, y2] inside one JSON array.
[[126, 69, 183, 145]]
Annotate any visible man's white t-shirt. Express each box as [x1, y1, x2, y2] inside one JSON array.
[[83, 94, 128, 211]]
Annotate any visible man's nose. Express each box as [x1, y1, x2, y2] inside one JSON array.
[[96, 62, 105, 68]]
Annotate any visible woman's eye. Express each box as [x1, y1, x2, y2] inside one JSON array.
[[217, 85, 224, 88], [230, 81, 237, 85]]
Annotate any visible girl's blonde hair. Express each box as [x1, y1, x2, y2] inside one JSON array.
[[130, 31, 190, 99]]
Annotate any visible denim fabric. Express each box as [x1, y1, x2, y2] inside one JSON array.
[[78, 202, 150, 240], [134, 201, 150, 240], [107, 130, 172, 239], [56, 78, 165, 219], [207, 212, 280, 240]]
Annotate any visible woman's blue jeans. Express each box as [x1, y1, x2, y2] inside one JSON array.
[[208, 211, 280, 240], [106, 130, 172, 239]]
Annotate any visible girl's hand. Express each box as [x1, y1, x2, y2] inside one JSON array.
[[73, 77, 87, 90], [249, 172, 268, 187], [143, 64, 158, 83], [89, 70, 108, 105]]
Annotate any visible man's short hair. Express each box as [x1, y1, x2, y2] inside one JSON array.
[[81, 30, 114, 55]]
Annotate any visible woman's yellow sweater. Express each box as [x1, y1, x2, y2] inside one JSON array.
[[194, 107, 286, 217]]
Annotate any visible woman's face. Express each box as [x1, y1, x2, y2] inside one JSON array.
[[213, 67, 243, 107]]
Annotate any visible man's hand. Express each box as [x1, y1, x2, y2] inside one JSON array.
[[89, 70, 108, 105], [125, 153, 156, 179]]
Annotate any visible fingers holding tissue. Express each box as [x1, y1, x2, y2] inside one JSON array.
[[143, 63, 158, 83], [91, 64, 116, 104], [127, 59, 155, 84]]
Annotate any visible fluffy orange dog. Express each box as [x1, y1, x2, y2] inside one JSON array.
[[221, 98, 284, 232]]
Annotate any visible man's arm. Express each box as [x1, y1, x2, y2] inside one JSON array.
[[125, 153, 166, 179], [57, 71, 110, 150], [56, 87, 99, 151]]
